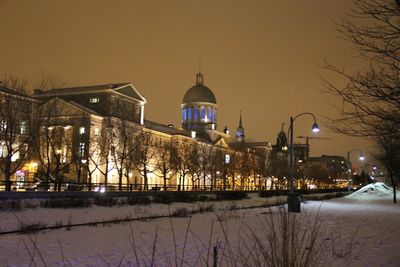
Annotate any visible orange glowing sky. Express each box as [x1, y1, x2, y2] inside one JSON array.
[[0, 0, 373, 166]]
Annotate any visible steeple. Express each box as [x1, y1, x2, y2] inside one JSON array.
[[276, 122, 288, 151], [236, 111, 245, 143]]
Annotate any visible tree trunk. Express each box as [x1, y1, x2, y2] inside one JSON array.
[[389, 170, 397, 204]]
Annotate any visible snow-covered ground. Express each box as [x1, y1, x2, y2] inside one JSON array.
[[0, 186, 399, 266]]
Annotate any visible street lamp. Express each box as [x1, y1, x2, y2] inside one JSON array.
[[347, 149, 365, 191], [288, 112, 319, 213]]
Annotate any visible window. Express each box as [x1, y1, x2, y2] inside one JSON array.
[[211, 109, 216, 122], [0, 143, 7, 157], [200, 108, 205, 121], [207, 109, 212, 122], [193, 107, 198, 121], [79, 142, 85, 157], [20, 121, 27, 135], [89, 97, 100, 103], [94, 127, 100, 136], [182, 109, 187, 122], [79, 127, 86, 134], [0, 120, 7, 132], [187, 108, 192, 121]]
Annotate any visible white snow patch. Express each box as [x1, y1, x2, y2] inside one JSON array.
[[346, 182, 399, 201]]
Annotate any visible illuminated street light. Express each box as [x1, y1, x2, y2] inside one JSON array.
[[288, 112, 319, 213]]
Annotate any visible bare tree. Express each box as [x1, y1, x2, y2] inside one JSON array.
[[155, 138, 178, 191], [175, 139, 193, 191], [0, 83, 34, 191], [197, 144, 213, 190], [133, 129, 156, 191], [112, 119, 137, 191], [187, 142, 201, 191], [34, 99, 77, 191], [1, 74, 29, 92], [324, 0, 400, 136], [324, 0, 400, 201], [208, 149, 224, 190], [374, 133, 399, 203], [92, 119, 115, 189]]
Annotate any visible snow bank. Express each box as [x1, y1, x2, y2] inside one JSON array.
[[347, 182, 399, 200]]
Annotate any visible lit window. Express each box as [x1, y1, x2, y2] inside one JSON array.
[[194, 107, 198, 121], [200, 108, 205, 121], [79, 142, 85, 157], [89, 97, 100, 103], [211, 109, 216, 122], [0, 143, 7, 157], [79, 127, 86, 134], [188, 108, 192, 121], [182, 109, 187, 122], [0, 120, 7, 132], [20, 121, 27, 135], [94, 127, 100, 136]]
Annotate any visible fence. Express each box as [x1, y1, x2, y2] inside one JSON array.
[[0, 179, 348, 193]]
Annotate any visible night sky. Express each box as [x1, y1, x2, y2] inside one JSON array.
[[0, 0, 372, 166]]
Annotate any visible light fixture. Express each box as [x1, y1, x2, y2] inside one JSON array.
[[359, 154, 365, 161], [311, 122, 320, 133]]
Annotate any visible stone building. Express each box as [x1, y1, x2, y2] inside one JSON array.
[[0, 85, 38, 190], [0, 72, 270, 191]]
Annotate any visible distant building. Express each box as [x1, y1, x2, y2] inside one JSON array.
[[0, 72, 271, 191]]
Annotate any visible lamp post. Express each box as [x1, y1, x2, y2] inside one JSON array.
[[288, 112, 319, 213], [347, 149, 365, 191]]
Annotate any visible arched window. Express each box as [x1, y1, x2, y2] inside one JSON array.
[[211, 109, 216, 122], [207, 109, 212, 122], [188, 108, 192, 121], [182, 108, 187, 122], [200, 108, 206, 121], [194, 107, 199, 121]]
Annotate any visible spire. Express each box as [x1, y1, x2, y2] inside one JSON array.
[[236, 111, 245, 143]]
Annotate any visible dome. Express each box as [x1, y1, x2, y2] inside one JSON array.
[[182, 85, 216, 104], [182, 72, 217, 104]]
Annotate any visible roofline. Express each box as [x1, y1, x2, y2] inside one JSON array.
[[0, 87, 39, 102], [34, 83, 147, 104], [40, 97, 104, 120]]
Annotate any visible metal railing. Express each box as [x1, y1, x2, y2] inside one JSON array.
[[0, 179, 350, 193]]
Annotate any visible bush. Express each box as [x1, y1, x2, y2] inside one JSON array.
[[216, 191, 248, 201], [93, 197, 118, 207], [259, 190, 287, 198], [0, 200, 23, 211], [152, 194, 172, 204], [197, 203, 215, 213], [171, 207, 190, 217], [171, 192, 199, 203], [17, 222, 48, 234], [198, 195, 209, 202], [41, 198, 91, 209], [127, 195, 151, 205]]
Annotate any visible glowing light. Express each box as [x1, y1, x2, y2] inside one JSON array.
[[311, 122, 320, 133]]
